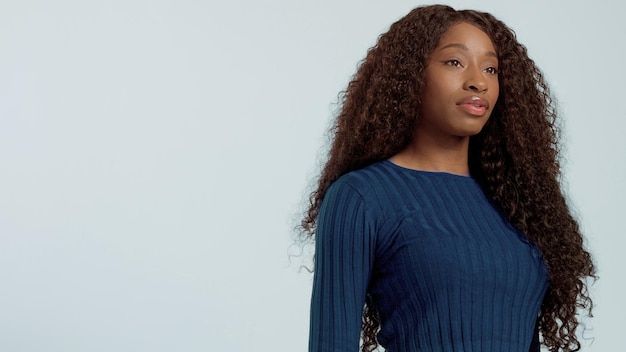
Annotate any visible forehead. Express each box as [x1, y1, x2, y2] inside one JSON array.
[[436, 22, 496, 53]]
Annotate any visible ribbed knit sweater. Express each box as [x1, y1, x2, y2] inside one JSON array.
[[309, 160, 549, 352]]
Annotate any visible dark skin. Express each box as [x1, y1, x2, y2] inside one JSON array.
[[391, 22, 500, 176]]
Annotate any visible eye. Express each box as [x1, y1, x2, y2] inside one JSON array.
[[443, 59, 463, 67], [485, 66, 499, 75]]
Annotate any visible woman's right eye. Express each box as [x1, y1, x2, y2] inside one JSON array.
[[444, 59, 462, 67]]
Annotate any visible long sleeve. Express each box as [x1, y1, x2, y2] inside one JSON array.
[[307, 161, 548, 351], [309, 181, 377, 352], [529, 320, 541, 352]]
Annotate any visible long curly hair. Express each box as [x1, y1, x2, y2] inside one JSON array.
[[300, 4, 595, 352]]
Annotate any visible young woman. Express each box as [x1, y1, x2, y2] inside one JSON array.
[[300, 5, 595, 352]]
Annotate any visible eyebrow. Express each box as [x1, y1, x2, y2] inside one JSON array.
[[439, 43, 498, 58]]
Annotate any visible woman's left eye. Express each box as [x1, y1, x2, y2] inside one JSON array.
[[485, 67, 499, 74]]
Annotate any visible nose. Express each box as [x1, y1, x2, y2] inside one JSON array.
[[463, 67, 488, 93]]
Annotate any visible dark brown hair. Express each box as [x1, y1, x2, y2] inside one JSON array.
[[301, 4, 595, 351]]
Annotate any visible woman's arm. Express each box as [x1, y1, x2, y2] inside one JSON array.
[[529, 320, 540, 352], [309, 181, 376, 352]]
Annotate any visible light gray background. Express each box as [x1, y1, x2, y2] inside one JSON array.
[[0, 0, 623, 351]]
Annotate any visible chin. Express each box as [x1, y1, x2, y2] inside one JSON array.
[[459, 120, 489, 136], [469, 127, 486, 136], [453, 126, 487, 137]]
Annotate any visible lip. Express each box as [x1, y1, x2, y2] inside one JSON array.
[[456, 96, 490, 116]]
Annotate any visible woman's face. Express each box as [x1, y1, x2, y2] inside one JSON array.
[[418, 22, 499, 139]]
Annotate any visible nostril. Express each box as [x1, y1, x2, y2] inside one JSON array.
[[469, 84, 486, 92]]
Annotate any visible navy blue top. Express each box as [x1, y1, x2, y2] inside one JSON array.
[[309, 160, 549, 351]]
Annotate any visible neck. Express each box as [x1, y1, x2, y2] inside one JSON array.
[[390, 130, 471, 176]]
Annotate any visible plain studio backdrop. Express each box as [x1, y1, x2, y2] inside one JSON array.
[[0, 0, 623, 351]]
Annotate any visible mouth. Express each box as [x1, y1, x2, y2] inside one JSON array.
[[456, 96, 489, 117]]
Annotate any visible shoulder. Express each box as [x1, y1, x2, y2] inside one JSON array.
[[317, 163, 395, 240], [321, 161, 402, 221], [330, 161, 395, 199]]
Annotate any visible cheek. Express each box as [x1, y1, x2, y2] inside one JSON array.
[[492, 82, 500, 102], [423, 79, 450, 102]]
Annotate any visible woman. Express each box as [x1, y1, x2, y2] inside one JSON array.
[[300, 4, 595, 352]]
